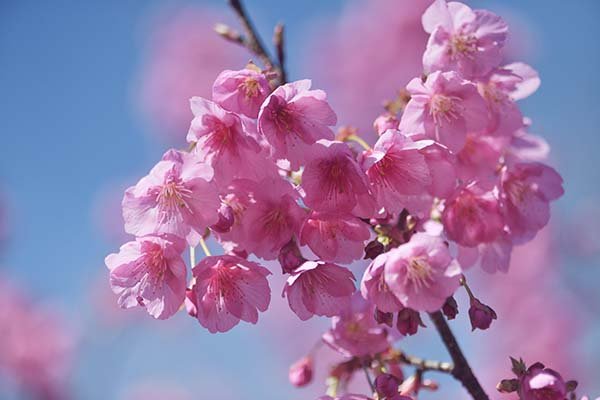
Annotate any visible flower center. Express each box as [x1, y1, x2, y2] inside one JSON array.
[[429, 94, 463, 126], [240, 77, 261, 98], [450, 33, 477, 59], [157, 176, 192, 220], [404, 256, 434, 292]]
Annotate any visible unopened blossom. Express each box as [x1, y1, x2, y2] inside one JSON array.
[[518, 363, 567, 400], [303, 140, 376, 217], [373, 112, 400, 135], [212, 68, 271, 118], [187, 255, 271, 333], [122, 149, 219, 245], [283, 261, 355, 320], [375, 373, 401, 398], [396, 308, 425, 336], [361, 252, 404, 313], [502, 162, 564, 243], [322, 297, 390, 357], [187, 97, 265, 184], [442, 185, 505, 247], [278, 240, 305, 274], [384, 233, 462, 312], [240, 177, 306, 259], [442, 296, 458, 320], [105, 234, 187, 319], [468, 297, 497, 331], [258, 79, 337, 168], [361, 130, 432, 214], [299, 211, 371, 263], [422, 0, 508, 78], [400, 71, 489, 152], [288, 356, 313, 387]]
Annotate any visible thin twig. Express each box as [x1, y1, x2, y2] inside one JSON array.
[[362, 364, 376, 393], [399, 353, 453, 374], [226, 0, 274, 69], [273, 23, 287, 84], [429, 311, 489, 400]]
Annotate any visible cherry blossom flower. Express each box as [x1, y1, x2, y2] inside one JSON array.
[[502, 162, 564, 243], [422, 0, 508, 78], [240, 177, 306, 259], [400, 71, 489, 152], [322, 297, 390, 357], [258, 80, 337, 168], [212, 67, 271, 118], [442, 185, 505, 247], [283, 261, 355, 320], [361, 130, 432, 214], [122, 149, 219, 245], [187, 255, 271, 333], [299, 211, 371, 263], [303, 140, 376, 218], [105, 234, 187, 319], [384, 233, 462, 312], [518, 364, 567, 400], [361, 252, 404, 313]]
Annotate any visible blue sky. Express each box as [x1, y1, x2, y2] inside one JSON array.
[[0, 0, 598, 398]]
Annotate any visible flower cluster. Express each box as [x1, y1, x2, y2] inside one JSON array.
[[105, 0, 566, 397]]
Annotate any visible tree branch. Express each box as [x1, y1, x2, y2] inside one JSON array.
[[399, 353, 453, 374], [429, 311, 489, 400], [227, 0, 273, 68], [273, 23, 287, 84]]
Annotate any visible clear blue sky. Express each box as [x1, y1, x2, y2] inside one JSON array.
[[0, 0, 598, 398]]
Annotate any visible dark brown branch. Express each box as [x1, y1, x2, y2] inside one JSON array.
[[429, 311, 489, 400], [227, 0, 273, 68], [399, 353, 453, 374], [273, 23, 287, 84]]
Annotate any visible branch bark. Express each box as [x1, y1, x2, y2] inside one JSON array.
[[399, 352, 453, 374], [429, 311, 489, 400]]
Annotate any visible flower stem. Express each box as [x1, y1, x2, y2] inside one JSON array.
[[428, 311, 489, 400], [199, 237, 211, 257]]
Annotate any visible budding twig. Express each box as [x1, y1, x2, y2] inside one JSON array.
[[219, 0, 286, 85], [399, 353, 453, 374]]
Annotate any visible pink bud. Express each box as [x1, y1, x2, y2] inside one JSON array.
[[373, 112, 399, 136], [289, 356, 313, 387], [468, 298, 497, 331], [210, 203, 235, 233], [396, 308, 425, 336], [278, 240, 305, 274], [375, 373, 400, 397], [518, 364, 567, 400], [364, 239, 385, 260], [442, 296, 458, 320], [374, 308, 394, 327]]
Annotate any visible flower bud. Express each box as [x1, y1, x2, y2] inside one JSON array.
[[518, 364, 567, 400], [364, 239, 385, 260], [468, 298, 497, 331], [496, 378, 519, 393], [442, 296, 458, 320], [375, 373, 400, 398], [289, 356, 313, 388], [278, 240, 305, 274], [373, 112, 399, 136], [396, 308, 425, 336], [210, 203, 235, 233], [374, 308, 394, 327]]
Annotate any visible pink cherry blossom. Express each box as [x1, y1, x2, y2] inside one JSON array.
[[361, 130, 432, 214], [456, 133, 504, 187], [400, 71, 489, 152], [105, 234, 187, 319], [212, 68, 271, 118], [442, 185, 504, 247], [288, 356, 313, 387], [187, 255, 271, 333], [518, 364, 567, 400], [122, 149, 219, 245], [299, 211, 371, 263], [502, 162, 564, 243], [239, 177, 306, 259], [187, 97, 269, 185], [361, 252, 404, 313], [422, 0, 508, 78], [419, 142, 457, 198], [258, 80, 337, 168], [373, 113, 400, 136], [303, 140, 376, 218], [322, 297, 390, 357], [283, 261, 356, 320], [384, 233, 461, 312]]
